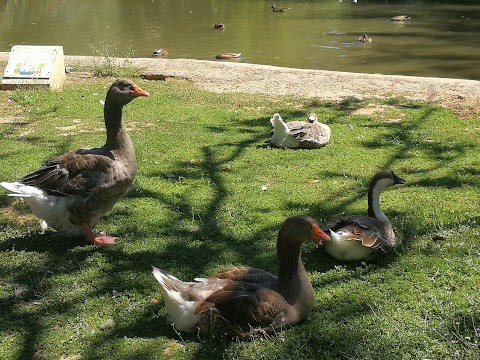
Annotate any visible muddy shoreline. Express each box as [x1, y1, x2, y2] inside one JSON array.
[[1, 53, 479, 117]]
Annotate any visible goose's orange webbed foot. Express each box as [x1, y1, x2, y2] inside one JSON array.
[[82, 224, 118, 246]]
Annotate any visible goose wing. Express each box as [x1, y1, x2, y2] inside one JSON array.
[[286, 121, 312, 139], [330, 215, 395, 253], [20, 147, 115, 198], [208, 266, 278, 289], [195, 281, 289, 338], [301, 122, 331, 145], [288, 122, 330, 146]]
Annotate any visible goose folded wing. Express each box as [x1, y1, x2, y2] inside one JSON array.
[[196, 282, 289, 334], [330, 216, 392, 252], [299, 125, 330, 144], [287, 123, 313, 139], [20, 148, 115, 197], [209, 267, 278, 289]]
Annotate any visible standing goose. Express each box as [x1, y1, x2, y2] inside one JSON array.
[[270, 113, 331, 149], [152, 215, 330, 339], [0, 79, 149, 245], [321, 170, 405, 261]]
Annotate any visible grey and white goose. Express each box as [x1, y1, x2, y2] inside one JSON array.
[[0, 79, 149, 245], [270, 112, 331, 149], [320, 170, 405, 261], [152, 215, 331, 339]]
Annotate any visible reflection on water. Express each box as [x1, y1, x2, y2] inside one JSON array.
[[1, 0, 479, 79]]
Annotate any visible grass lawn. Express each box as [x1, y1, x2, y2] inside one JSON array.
[[0, 75, 479, 360]]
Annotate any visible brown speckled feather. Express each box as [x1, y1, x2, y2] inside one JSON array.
[[208, 266, 278, 289], [20, 148, 115, 198]]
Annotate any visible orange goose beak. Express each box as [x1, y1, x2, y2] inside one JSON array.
[[311, 223, 331, 241], [132, 85, 150, 97]]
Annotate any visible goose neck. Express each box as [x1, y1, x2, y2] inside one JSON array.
[[368, 179, 390, 224], [276, 237, 314, 319], [277, 239, 303, 283], [103, 102, 130, 149]]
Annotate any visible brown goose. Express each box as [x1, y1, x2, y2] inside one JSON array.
[[152, 215, 330, 339], [270, 113, 331, 149], [0, 79, 149, 245], [320, 170, 405, 261], [215, 52, 241, 60]]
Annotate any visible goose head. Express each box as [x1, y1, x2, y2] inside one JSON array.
[[214, 23, 225, 29], [306, 112, 318, 124], [278, 215, 331, 246], [371, 170, 405, 191], [106, 79, 150, 107], [367, 170, 405, 222]]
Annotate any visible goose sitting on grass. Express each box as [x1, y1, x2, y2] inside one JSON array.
[[319, 170, 405, 261], [270, 113, 331, 149], [152, 215, 330, 339], [0, 79, 149, 245]]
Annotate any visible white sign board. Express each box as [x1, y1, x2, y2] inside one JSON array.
[[2, 45, 65, 90]]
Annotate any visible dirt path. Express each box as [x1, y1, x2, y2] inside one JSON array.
[[2, 53, 479, 117]]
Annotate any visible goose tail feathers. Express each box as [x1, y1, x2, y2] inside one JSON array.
[[152, 266, 190, 293], [152, 266, 201, 332], [0, 182, 35, 198]]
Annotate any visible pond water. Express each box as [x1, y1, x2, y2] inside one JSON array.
[[1, 0, 480, 79]]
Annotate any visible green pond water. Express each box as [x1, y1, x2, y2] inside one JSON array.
[[1, 0, 479, 79]]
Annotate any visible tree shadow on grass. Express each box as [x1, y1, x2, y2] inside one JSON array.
[[1, 98, 478, 359]]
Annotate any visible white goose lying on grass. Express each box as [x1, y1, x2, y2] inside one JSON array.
[[320, 170, 405, 261], [152, 215, 331, 339], [0, 79, 149, 245], [270, 113, 331, 149]]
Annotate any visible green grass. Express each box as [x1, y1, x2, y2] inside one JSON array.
[[0, 76, 479, 360]]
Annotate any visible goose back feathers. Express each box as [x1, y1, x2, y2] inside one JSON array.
[[152, 215, 330, 339], [0, 79, 149, 245], [270, 113, 331, 149], [322, 170, 405, 261]]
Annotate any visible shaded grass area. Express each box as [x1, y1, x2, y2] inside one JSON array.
[[0, 77, 479, 360]]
